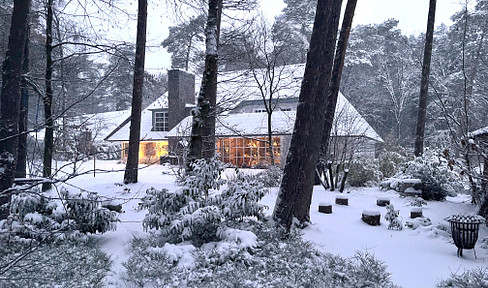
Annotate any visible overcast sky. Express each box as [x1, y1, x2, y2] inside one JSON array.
[[142, 0, 468, 73]]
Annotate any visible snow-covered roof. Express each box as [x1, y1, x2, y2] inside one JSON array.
[[106, 64, 383, 143], [167, 94, 383, 142], [31, 109, 131, 142], [105, 94, 168, 142]]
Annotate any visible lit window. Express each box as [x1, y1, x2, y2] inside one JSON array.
[[154, 111, 169, 131]]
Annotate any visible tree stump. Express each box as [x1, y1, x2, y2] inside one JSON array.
[[318, 202, 332, 214], [362, 210, 381, 226], [376, 197, 390, 207], [410, 207, 423, 219], [335, 195, 348, 206]]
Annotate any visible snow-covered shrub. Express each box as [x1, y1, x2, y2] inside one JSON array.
[[384, 204, 402, 230], [254, 165, 283, 187], [124, 221, 399, 288], [0, 187, 118, 242], [95, 142, 120, 160], [139, 158, 267, 245], [178, 158, 225, 196], [0, 239, 111, 287], [410, 195, 427, 207], [390, 151, 464, 200], [378, 150, 410, 178], [62, 189, 119, 234], [347, 157, 383, 187], [437, 266, 488, 288]]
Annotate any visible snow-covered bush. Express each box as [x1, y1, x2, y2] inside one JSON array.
[[124, 221, 399, 287], [0, 187, 118, 242], [139, 158, 267, 245], [385, 150, 465, 200], [437, 266, 488, 288], [254, 165, 283, 187], [62, 189, 119, 234], [378, 150, 410, 178], [347, 157, 383, 187], [0, 239, 111, 287]]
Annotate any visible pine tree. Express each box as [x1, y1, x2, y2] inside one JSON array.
[[0, 0, 31, 218]]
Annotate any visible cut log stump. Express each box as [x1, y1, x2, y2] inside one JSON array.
[[335, 195, 349, 206], [318, 202, 332, 214], [362, 210, 381, 226], [410, 207, 423, 219], [376, 197, 390, 207]]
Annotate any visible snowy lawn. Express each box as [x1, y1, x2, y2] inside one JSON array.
[[63, 160, 487, 288]]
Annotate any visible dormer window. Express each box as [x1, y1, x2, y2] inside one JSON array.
[[154, 111, 169, 131]]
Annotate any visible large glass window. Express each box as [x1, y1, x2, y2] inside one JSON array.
[[216, 137, 281, 167], [154, 111, 169, 131]]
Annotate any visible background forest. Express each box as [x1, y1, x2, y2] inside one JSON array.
[[0, 0, 486, 153]]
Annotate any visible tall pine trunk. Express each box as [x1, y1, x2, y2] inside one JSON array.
[[319, 0, 357, 163], [414, 0, 436, 157], [187, 0, 223, 167], [0, 0, 31, 218], [42, 0, 54, 191], [273, 0, 343, 228], [123, 0, 147, 184], [16, 25, 30, 178]]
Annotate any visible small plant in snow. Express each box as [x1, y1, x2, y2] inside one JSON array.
[[139, 158, 267, 245], [410, 195, 427, 207], [385, 204, 402, 230], [437, 266, 488, 288]]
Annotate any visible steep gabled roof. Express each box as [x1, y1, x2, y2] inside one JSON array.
[[105, 93, 168, 142]]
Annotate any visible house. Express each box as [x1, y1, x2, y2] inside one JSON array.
[[106, 65, 383, 166], [105, 70, 195, 163]]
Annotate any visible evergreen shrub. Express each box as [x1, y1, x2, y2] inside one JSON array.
[[124, 222, 399, 287], [381, 150, 464, 200], [347, 157, 383, 187], [0, 240, 111, 287], [437, 267, 488, 288], [0, 187, 118, 243]]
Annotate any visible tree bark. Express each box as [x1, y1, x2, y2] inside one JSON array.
[[0, 0, 31, 218], [15, 24, 30, 179], [186, 0, 223, 168], [414, 0, 436, 157], [319, 0, 357, 162], [123, 0, 147, 184], [42, 0, 54, 191], [272, 0, 343, 228]]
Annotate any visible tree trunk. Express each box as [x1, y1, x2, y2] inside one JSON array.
[[42, 0, 54, 192], [414, 0, 436, 157], [186, 0, 223, 168], [123, 0, 147, 184], [15, 24, 30, 179], [319, 0, 357, 162], [272, 0, 343, 228], [0, 0, 31, 219], [268, 110, 274, 165]]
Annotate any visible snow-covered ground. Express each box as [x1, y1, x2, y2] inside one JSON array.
[[63, 160, 488, 288]]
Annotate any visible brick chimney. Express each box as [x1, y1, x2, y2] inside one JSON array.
[[167, 69, 195, 130]]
